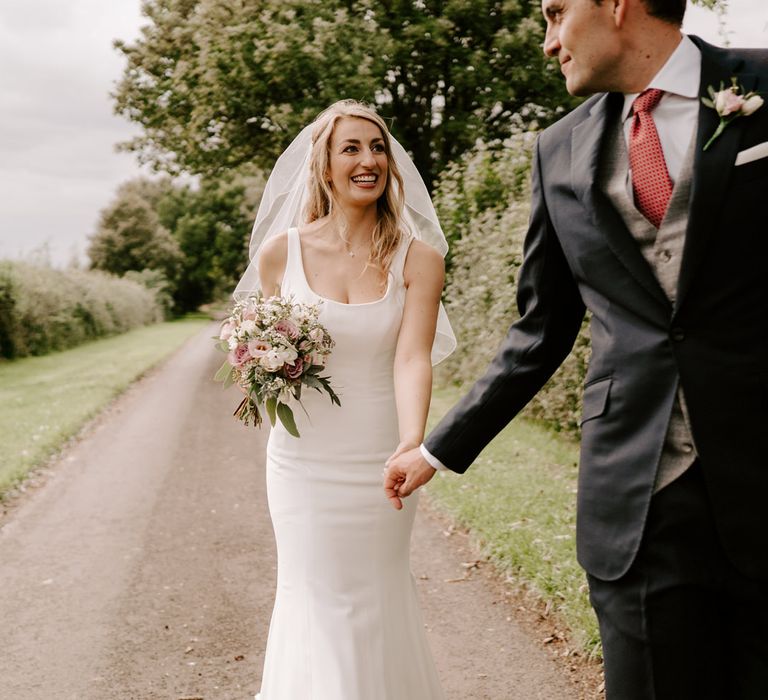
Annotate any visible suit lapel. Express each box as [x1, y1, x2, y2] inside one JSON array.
[[676, 38, 754, 312], [571, 93, 671, 310]]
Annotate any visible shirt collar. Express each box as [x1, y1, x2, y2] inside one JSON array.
[[621, 34, 702, 121]]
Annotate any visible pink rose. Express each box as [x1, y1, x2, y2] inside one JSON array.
[[274, 319, 300, 340], [284, 357, 304, 380], [716, 89, 745, 116], [219, 320, 236, 341], [228, 344, 251, 368], [248, 339, 271, 357]]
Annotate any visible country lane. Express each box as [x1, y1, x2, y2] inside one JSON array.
[[0, 323, 576, 700]]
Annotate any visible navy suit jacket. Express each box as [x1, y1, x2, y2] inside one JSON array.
[[425, 38, 768, 581]]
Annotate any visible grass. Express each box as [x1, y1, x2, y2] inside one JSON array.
[[424, 384, 601, 657], [0, 315, 210, 497]]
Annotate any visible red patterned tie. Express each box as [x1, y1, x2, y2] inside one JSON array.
[[629, 88, 672, 228]]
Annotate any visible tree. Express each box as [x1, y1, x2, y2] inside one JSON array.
[[90, 173, 260, 312], [88, 185, 183, 282], [114, 1, 383, 175], [114, 0, 729, 187], [114, 0, 576, 188], [156, 172, 262, 311]]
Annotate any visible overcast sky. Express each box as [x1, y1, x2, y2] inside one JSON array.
[[1, 1, 767, 267]]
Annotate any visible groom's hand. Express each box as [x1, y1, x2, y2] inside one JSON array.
[[383, 447, 436, 510]]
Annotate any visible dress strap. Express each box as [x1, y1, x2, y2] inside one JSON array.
[[281, 227, 301, 289], [286, 227, 300, 260]]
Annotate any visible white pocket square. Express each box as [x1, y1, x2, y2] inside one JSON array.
[[735, 141, 768, 166]]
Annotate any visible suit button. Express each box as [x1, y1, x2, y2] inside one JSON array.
[[671, 327, 685, 342], [682, 443, 694, 453], [657, 249, 672, 262]]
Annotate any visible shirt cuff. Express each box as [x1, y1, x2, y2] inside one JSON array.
[[420, 443, 448, 471]]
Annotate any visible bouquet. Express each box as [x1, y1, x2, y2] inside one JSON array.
[[213, 295, 340, 437]]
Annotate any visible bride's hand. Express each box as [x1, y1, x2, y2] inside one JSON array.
[[387, 440, 419, 464]]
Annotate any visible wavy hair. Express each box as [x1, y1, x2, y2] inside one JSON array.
[[304, 100, 407, 280]]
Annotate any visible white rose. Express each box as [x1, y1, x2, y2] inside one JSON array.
[[240, 319, 257, 335], [714, 88, 730, 115], [260, 350, 284, 372], [227, 336, 238, 350], [276, 345, 298, 364], [743, 94, 764, 116]]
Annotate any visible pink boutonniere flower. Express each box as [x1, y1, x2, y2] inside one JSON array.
[[701, 78, 764, 151]]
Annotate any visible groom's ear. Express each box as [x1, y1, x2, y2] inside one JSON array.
[[612, 0, 628, 28]]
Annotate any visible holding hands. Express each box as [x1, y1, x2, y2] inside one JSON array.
[[383, 444, 437, 510]]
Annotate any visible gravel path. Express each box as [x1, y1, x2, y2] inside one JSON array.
[[0, 324, 577, 699]]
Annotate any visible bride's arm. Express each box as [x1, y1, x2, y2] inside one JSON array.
[[392, 240, 445, 454], [257, 232, 289, 298]]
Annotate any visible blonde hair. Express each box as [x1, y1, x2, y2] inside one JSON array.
[[304, 100, 406, 278]]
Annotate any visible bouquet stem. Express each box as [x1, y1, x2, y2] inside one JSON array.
[[233, 396, 262, 427]]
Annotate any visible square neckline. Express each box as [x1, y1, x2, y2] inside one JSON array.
[[290, 227, 393, 307]]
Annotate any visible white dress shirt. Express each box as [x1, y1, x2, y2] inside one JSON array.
[[420, 35, 702, 474], [622, 34, 701, 184]]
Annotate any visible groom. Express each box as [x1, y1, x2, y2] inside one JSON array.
[[384, 0, 768, 697]]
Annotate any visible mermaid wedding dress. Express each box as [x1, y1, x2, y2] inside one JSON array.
[[256, 227, 445, 700]]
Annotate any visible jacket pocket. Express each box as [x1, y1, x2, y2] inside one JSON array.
[[581, 376, 612, 425], [731, 151, 768, 184]]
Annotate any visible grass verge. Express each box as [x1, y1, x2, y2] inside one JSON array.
[[424, 384, 601, 657], [0, 315, 210, 497]]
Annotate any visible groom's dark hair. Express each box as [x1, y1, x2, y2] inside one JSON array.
[[592, 0, 686, 26]]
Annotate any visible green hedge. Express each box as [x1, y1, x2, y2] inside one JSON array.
[[434, 122, 591, 437], [0, 262, 163, 359]]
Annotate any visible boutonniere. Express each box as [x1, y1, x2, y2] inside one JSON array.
[[701, 77, 764, 151]]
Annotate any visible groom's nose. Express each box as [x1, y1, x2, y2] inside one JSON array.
[[543, 25, 561, 58]]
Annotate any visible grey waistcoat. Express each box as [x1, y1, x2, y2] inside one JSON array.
[[598, 112, 698, 492]]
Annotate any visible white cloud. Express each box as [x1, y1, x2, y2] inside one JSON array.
[[0, 0, 147, 265]]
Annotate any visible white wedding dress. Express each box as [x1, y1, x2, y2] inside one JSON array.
[[256, 228, 445, 700]]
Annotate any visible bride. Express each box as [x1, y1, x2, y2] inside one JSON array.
[[235, 99, 455, 700]]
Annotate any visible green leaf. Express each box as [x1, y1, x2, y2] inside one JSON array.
[[213, 360, 234, 385], [277, 402, 300, 437], [302, 374, 323, 390], [265, 396, 277, 426], [316, 375, 341, 406]]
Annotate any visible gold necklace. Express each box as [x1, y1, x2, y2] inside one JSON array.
[[339, 235, 368, 258]]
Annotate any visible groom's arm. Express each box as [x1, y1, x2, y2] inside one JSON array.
[[425, 140, 585, 473]]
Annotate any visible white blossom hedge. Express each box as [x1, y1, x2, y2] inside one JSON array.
[[434, 115, 591, 438]]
